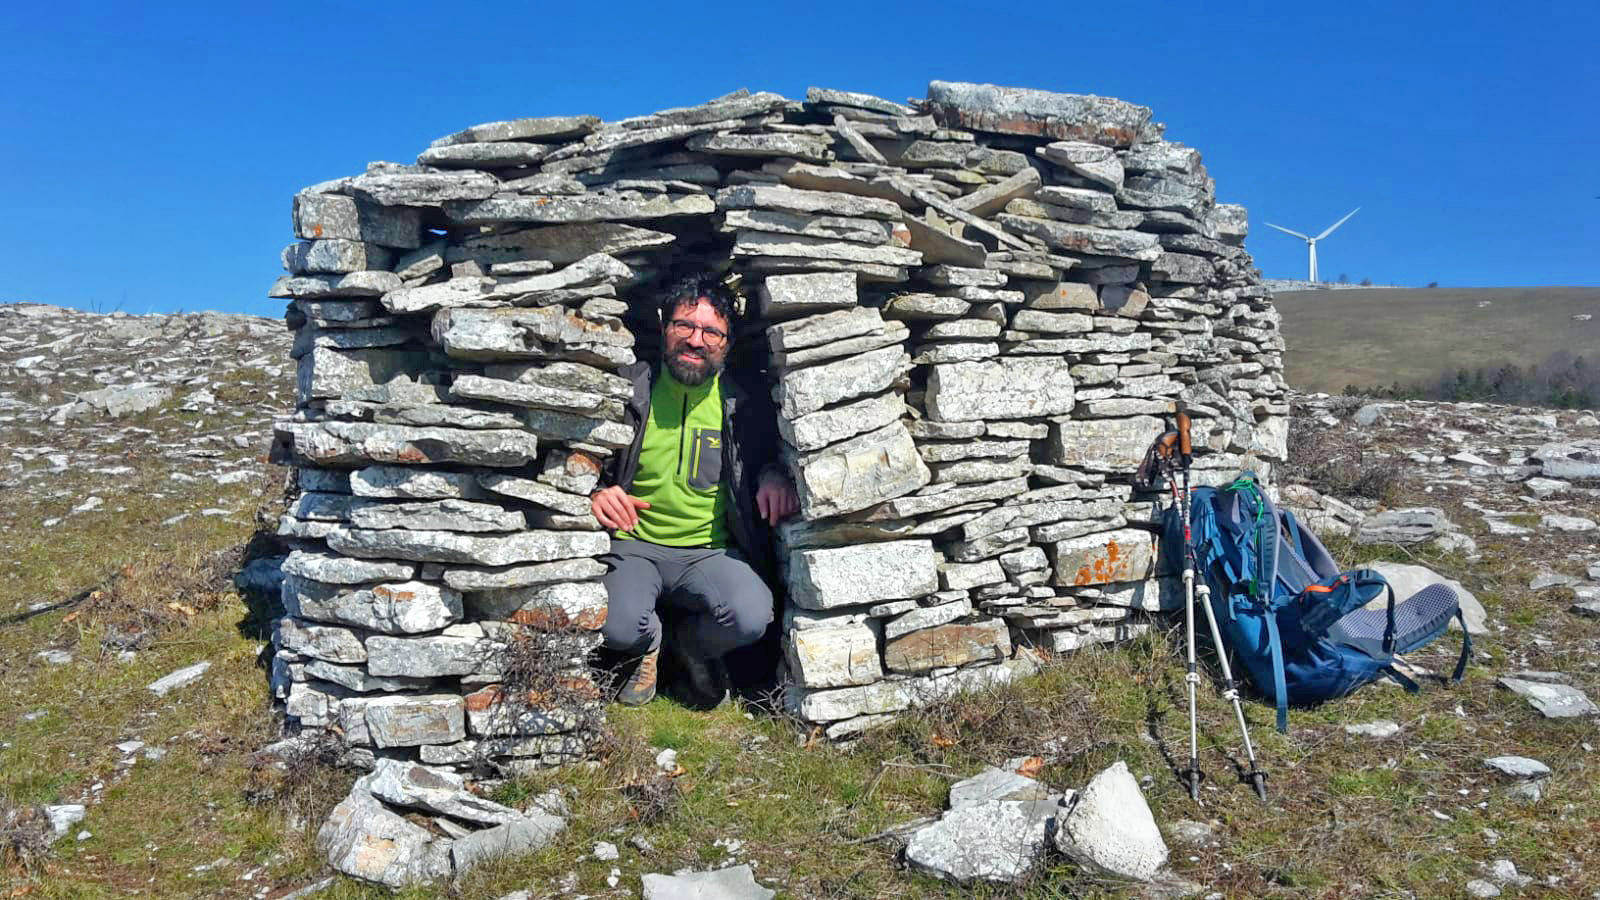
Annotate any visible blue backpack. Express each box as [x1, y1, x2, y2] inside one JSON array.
[[1169, 473, 1472, 732]]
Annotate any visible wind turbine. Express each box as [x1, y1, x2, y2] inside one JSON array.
[[1264, 208, 1360, 283]]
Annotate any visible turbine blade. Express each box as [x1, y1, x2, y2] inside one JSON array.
[[1314, 207, 1360, 241], [1263, 222, 1311, 240]]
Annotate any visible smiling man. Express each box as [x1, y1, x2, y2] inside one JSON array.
[[591, 273, 799, 706]]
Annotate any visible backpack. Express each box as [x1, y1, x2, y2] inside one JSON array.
[[1167, 472, 1472, 732]]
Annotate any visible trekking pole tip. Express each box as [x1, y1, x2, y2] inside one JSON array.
[[1249, 771, 1268, 801]]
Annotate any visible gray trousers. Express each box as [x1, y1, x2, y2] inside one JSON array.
[[599, 539, 774, 660]]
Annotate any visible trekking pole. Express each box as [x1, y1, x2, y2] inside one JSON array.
[[1173, 407, 1205, 802], [1174, 407, 1270, 802]]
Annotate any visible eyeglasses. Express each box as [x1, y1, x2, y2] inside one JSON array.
[[666, 319, 729, 349]]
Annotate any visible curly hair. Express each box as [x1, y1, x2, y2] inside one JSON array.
[[658, 273, 740, 332]]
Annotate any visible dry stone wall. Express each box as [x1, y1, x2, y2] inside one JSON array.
[[267, 81, 1288, 763]]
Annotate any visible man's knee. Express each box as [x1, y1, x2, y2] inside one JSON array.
[[600, 606, 657, 653], [720, 595, 774, 643], [711, 579, 773, 647]]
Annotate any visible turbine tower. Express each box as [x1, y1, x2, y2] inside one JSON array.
[[1264, 208, 1360, 282]]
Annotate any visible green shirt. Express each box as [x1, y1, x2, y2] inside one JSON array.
[[616, 368, 729, 548]]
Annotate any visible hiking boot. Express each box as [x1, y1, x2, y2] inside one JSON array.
[[616, 646, 660, 707], [668, 621, 729, 706]]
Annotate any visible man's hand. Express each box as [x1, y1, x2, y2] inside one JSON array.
[[755, 470, 799, 527], [591, 485, 650, 531]]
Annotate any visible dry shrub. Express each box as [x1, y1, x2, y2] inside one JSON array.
[[245, 731, 356, 833], [850, 653, 1110, 769], [468, 624, 615, 775], [65, 551, 240, 655], [1, 800, 52, 876], [1283, 420, 1404, 502]]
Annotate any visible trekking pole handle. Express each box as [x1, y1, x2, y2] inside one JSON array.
[[1175, 407, 1192, 464]]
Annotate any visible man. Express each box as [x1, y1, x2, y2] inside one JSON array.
[[591, 274, 799, 706]]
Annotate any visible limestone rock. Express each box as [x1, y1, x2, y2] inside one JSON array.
[[925, 358, 1075, 422], [283, 574, 462, 634], [787, 540, 939, 610], [1498, 676, 1598, 718], [1053, 760, 1169, 882], [791, 420, 930, 518], [885, 618, 1011, 673], [641, 865, 774, 900], [925, 81, 1152, 147], [317, 780, 452, 888], [327, 526, 606, 566], [284, 422, 539, 468], [785, 623, 883, 688], [1050, 528, 1157, 586], [363, 694, 466, 747]]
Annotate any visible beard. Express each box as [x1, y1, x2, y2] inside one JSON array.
[[664, 343, 724, 386]]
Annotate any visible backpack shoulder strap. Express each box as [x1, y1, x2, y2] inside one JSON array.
[[1262, 610, 1289, 733]]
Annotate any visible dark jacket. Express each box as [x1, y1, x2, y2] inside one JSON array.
[[600, 361, 782, 580]]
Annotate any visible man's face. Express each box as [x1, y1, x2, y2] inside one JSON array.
[[662, 296, 731, 386]]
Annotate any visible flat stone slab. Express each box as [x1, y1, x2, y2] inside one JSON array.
[[905, 797, 1054, 884], [363, 694, 466, 747], [1344, 720, 1402, 738], [317, 782, 452, 888], [327, 526, 606, 566], [886, 619, 1011, 673], [281, 550, 417, 584], [791, 420, 929, 518], [642, 864, 775, 900], [450, 811, 568, 873], [925, 80, 1152, 147], [948, 767, 1053, 808], [283, 574, 462, 634], [1357, 507, 1455, 545], [787, 540, 939, 610], [1498, 676, 1599, 718], [785, 623, 883, 689], [147, 661, 211, 696], [1050, 528, 1157, 587], [367, 759, 522, 826], [428, 115, 599, 147], [774, 346, 909, 419], [284, 422, 540, 468], [1483, 755, 1551, 778], [925, 358, 1075, 422]]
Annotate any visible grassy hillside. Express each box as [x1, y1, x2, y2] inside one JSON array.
[[1276, 286, 1600, 394]]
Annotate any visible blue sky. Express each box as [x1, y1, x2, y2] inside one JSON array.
[[2, 0, 1595, 317]]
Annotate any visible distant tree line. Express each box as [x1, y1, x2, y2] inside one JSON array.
[[1349, 350, 1599, 409]]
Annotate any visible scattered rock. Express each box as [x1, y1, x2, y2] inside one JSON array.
[[43, 804, 86, 839], [146, 661, 212, 696], [641, 865, 775, 900], [1487, 858, 1533, 888], [1166, 819, 1218, 847], [1345, 720, 1401, 738], [1053, 760, 1169, 882], [1498, 675, 1599, 718], [1541, 514, 1597, 532], [1483, 756, 1551, 778], [317, 782, 452, 888], [1530, 573, 1579, 590], [1356, 508, 1456, 546]]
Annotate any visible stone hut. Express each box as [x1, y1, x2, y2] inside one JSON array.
[[267, 81, 1287, 769]]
